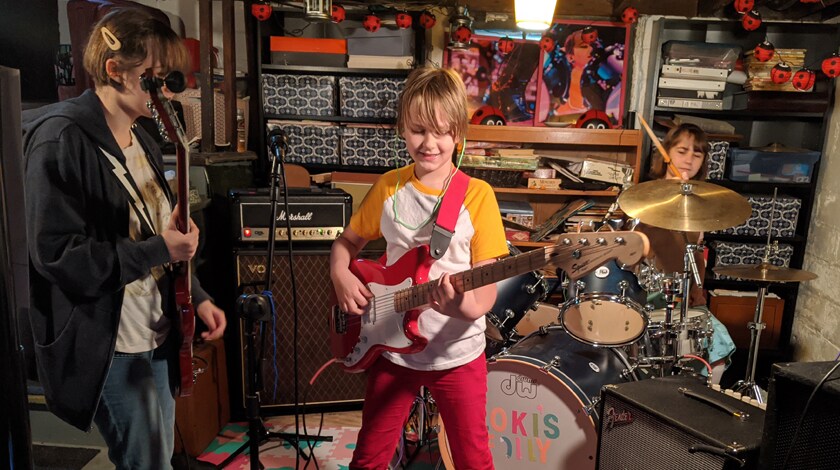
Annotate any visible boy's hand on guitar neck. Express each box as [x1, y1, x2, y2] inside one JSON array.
[[162, 205, 199, 262]]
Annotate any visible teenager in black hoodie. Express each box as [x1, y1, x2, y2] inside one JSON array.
[[22, 8, 225, 469]]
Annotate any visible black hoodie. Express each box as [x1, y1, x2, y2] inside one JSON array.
[[22, 89, 211, 431]]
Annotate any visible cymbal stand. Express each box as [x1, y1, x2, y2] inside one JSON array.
[[733, 189, 779, 403]]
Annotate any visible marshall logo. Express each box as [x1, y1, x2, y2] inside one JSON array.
[[603, 406, 634, 430], [276, 210, 314, 222]]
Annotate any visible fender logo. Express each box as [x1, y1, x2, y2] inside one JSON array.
[[604, 406, 633, 430]]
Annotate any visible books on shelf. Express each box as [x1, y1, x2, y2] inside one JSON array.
[[658, 88, 723, 100], [657, 97, 724, 111], [658, 77, 726, 92], [346, 55, 414, 69], [660, 65, 728, 80]]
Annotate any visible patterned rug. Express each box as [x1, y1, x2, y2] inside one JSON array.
[[198, 421, 358, 470]]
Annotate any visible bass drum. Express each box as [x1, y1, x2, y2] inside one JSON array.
[[441, 327, 636, 469]]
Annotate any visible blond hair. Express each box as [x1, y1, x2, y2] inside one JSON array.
[[397, 67, 468, 142], [84, 8, 189, 88]]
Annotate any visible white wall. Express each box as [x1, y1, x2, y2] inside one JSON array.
[[792, 78, 840, 362], [57, 0, 248, 71]]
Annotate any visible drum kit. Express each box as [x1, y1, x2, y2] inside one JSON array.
[[436, 180, 819, 469]]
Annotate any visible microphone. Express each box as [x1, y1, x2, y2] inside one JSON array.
[[267, 127, 287, 160]]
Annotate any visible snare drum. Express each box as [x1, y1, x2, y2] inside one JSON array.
[[560, 260, 648, 347], [637, 308, 714, 359], [440, 327, 637, 469]]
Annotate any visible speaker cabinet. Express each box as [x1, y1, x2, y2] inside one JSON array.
[[235, 249, 367, 413], [759, 361, 840, 470], [597, 376, 763, 470]]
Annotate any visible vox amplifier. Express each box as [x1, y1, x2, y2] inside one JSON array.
[[230, 187, 351, 244]]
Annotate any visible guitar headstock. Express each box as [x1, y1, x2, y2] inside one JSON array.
[[141, 69, 187, 151], [547, 231, 650, 280]]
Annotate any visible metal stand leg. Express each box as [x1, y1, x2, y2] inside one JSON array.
[[733, 284, 768, 403]]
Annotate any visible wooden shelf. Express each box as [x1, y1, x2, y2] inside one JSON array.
[[265, 114, 396, 125], [261, 64, 411, 77], [466, 125, 641, 147]]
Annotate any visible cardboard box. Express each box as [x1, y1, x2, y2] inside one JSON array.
[[577, 159, 633, 185], [528, 178, 563, 190]]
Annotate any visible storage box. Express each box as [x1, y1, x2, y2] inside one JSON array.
[[338, 76, 405, 119], [340, 126, 410, 167], [728, 148, 820, 183], [714, 194, 801, 238], [267, 120, 340, 165], [710, 241, 794, 280], [662, 41, 741, 69], [709, 292, 784, 349], [706, 140, 728, 180], [262, 74, 336, 117], [345, 26, 414, 57]]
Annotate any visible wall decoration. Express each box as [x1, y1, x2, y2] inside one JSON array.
[[535, 20, 629, 128], [445, 36, 541, 126], [330, 5, 345, 23]]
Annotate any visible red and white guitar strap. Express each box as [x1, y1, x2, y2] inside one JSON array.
[[429, 169, 471, 260]]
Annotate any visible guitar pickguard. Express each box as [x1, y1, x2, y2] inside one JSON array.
[[343, 277, 414, 367]]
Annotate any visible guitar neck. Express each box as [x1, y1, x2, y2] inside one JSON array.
[[395, 247, 556, 312]]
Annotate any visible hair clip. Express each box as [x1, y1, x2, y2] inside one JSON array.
[[101, 26, 121, 51]]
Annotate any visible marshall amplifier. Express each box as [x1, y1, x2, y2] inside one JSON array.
[[230, 187, 351, 244], [759, 361, 840, 470], [597, 376, 764, 470]]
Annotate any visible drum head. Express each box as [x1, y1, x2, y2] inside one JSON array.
[[515, 302, 560, 337], [561, 295, 647, 346]]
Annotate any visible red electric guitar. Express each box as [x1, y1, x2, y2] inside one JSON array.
[[329, 231, 650, 373], [143, 70, 195, 397]]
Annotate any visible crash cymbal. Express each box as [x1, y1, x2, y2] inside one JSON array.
[[713, 263, 817, 283], [618, 179, 752, 232]]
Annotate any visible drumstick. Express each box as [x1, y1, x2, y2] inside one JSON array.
[[637, 115, 683, 179]]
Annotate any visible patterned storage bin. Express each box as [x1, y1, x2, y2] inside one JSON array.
[[711, 241, 794, 280], [713, 194, 801, 238], [262, 74, 336, 117], [340, 126, 410, 167], [338, 76, 405, 118], [706, 141, 728, 180], [267, 120, 340, 165]]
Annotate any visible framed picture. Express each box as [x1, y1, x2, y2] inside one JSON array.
[[535, 20, 630, 128], [444, 36, 542, 126]]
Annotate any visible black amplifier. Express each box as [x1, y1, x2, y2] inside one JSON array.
[[230, 187, 351, 244]]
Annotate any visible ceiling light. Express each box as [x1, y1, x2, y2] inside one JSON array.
[[515, 0, 557, 31]]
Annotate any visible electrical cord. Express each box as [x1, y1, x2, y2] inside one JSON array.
[[780, 360, 840, 469]]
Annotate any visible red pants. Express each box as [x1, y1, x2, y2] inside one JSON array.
[[350, 354, 493, 470]]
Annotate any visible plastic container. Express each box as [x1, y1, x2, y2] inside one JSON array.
[[728, 148, 820, 183]]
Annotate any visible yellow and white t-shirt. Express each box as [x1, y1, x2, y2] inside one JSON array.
[[349, 164, 508, 371]]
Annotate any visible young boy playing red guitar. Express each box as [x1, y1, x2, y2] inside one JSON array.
[[330, 67, 508, 469]]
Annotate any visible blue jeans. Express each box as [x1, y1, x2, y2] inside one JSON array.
[[93, 340, 176, 470]]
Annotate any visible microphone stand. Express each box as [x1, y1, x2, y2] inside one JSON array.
[[216, 131, 330, 470]]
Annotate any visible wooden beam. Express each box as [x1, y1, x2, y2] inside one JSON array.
[[222, 0, 237, 148], [199, 0, 214, 153]]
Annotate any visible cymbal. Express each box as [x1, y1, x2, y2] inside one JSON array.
[[713, 263, 817, 283], [618, 179, 752, 232]]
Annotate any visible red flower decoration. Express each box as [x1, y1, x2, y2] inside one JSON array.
[[251, 2, 271, 21], [792, 68, 816, 91], [330, 5, 345, 24], [771, 62, 793, 84], [742, 10, 762, 31], [621, 7, 639, 24], [419, 10, 436, 29], [734, 0, 755, 14], [822, 54, 840, 78], [363, 14, 381, 33], [395, 12, 412, 29], [753, 40, 775, 62], [581, 26, 598, 44], [453, 25, 472, 44], [498, 36, 515, 54]]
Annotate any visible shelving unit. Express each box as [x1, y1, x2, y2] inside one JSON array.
[[465, 124, 643, 245], [639, 17, 840, 363]]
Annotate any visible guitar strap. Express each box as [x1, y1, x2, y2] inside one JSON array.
[[429, 169, 470, 260]]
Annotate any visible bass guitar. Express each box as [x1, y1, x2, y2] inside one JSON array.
[[142, 70, 195, 397], [329, 231, 649, 373]]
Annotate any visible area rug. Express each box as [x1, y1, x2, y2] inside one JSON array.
[[198, 421, 358, 470], [33, 443, 100, 470]]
